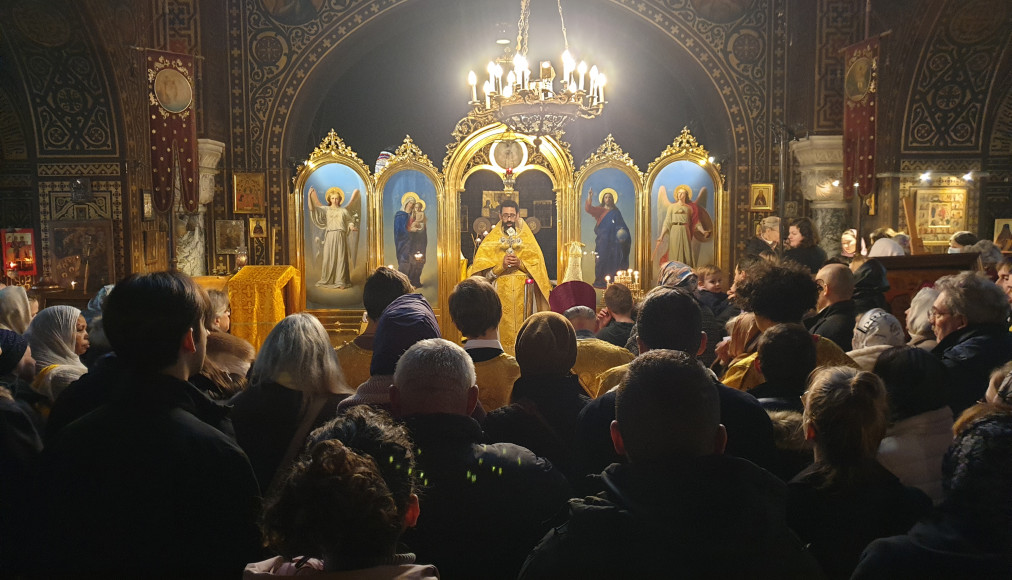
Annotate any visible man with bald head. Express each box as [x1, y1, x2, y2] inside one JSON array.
[[805, 262, 857, 351]]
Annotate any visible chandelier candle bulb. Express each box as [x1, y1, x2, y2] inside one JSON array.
[[468, 71, 477, 102], [487, 61, 495, 88], [598, 74, 606, 103], [578, 61, 587, 91]]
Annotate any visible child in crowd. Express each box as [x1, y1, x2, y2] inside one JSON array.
[[695, 264, 735, 322]]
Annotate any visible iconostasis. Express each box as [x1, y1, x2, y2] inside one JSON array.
[[289, 123, 727, 343]]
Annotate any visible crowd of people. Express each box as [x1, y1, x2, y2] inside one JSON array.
[[2, 222, 1012, 579]]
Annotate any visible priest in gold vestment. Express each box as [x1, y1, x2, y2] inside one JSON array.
[[468, 199, 552, 355]]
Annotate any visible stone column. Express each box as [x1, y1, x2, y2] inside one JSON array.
[[175, 139, 225, 276], [791, 135, 848, 259]]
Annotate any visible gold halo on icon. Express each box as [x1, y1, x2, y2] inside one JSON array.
[[400, 192, 421, 209], [325, 187, 345, 206], [598, 188, 619, 205]]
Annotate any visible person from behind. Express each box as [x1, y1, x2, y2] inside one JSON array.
[[851, 256, 891, 314], [905, 286, 940, 350], [750, 323, 817, 413], [338, 293, 440, 412], [232, 313, 353, 491], [788, 366, 931, 579], [595, 282, 635, 349], [520, 350, 820, 579], [336, 266, 413, 390], [805, 263, 857, 351], [40, 271, 261, 575], [853, 412, 1012, 579], [847, 308, 907, 371], [564, 305, 633, 398], [191, 330, 256, 401], [873, 346, 953, 504], [578, 286, 777, 480], [930, 270, 1012, 414], [245, 406, 436, 579], [448, 276, 520, 411], [390, 338, 569, 579], [484, 311, 590, 480], [0, 330, 41, 573], [207, 289, 232, 333]]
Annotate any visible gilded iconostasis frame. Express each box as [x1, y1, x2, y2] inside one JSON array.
[[573, 135, 645, 290], [288, 123, 726, 344], [644, 128, 728, 286]]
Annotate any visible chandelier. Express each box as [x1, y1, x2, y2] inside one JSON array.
[[467, 0, 606, 140]]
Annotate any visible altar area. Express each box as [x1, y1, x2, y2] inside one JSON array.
[[285, 121, 728, 346]]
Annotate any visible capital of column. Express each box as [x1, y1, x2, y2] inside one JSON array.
[[791, 135, 845, 203], [197, 139, 226, 206]]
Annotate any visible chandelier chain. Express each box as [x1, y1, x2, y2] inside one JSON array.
[[516, 0, 531, 55], [557, 0, 569, 50]]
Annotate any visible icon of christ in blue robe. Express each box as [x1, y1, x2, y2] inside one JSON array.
[[585, 188, 631, 289]]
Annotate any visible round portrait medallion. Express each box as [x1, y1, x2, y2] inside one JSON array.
[[154, 68, 193, 114]]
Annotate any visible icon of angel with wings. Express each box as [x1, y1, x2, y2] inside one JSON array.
[[308, 185, 360, 289], [653, 184, 713, 267]]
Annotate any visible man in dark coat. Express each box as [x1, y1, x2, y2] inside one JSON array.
[[39, 272, 261, 575], [575, 286, 777, 478], [930, 271, 1012, 414], [521, 350, 820, 579], [805, 263, 857, 351], [391, 338, 570, 580]]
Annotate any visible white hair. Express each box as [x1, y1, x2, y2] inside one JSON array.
[[251, 313, 348, 395], [907, 286, 939, 338], [563, 305, 597, 322], [393, 338, 475, 406], [935, 271, 1011, 326]]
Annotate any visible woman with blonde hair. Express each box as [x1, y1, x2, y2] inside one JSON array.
[[788, 366, 930, 578], [25, 305, 89, 404], [231, 313, 354, 491]]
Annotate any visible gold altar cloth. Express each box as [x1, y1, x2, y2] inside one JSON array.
[[228, 265, 301, 351]]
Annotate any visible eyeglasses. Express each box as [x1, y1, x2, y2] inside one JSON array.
[[929, 307, 951, 319]]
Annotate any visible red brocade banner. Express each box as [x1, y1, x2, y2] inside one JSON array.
[[147, 50, 198, 213], [842, 37, 879, 201]]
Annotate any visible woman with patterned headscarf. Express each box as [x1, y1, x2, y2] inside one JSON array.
[[25, 305, 89, 403]]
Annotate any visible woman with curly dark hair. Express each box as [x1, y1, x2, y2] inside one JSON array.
[[245, 405, 435, 578], [784, 216, 827, 274]]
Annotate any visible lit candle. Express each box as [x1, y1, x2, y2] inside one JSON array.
[[505, 71, 516, 97], [513, 53, 524, 85], [494, 63, 503, 93], [634, 271, 640, 283], [589, 65, 599, 98], [483, 80, 492, 108], [487, 61, 495, 90], [468, 71, 477, 102], [577, 61, 587, 91], [598, 74, 606, 103], [605, 275, 611, 285], [70, 281, 77, 290]]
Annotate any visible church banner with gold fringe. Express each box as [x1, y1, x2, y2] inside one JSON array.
[[843, 38, 879, 200], [147, 49, 198, 213]]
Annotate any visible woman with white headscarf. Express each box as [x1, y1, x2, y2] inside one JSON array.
[[25, 305, 89, 402], [0, 286, 32, 334]]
